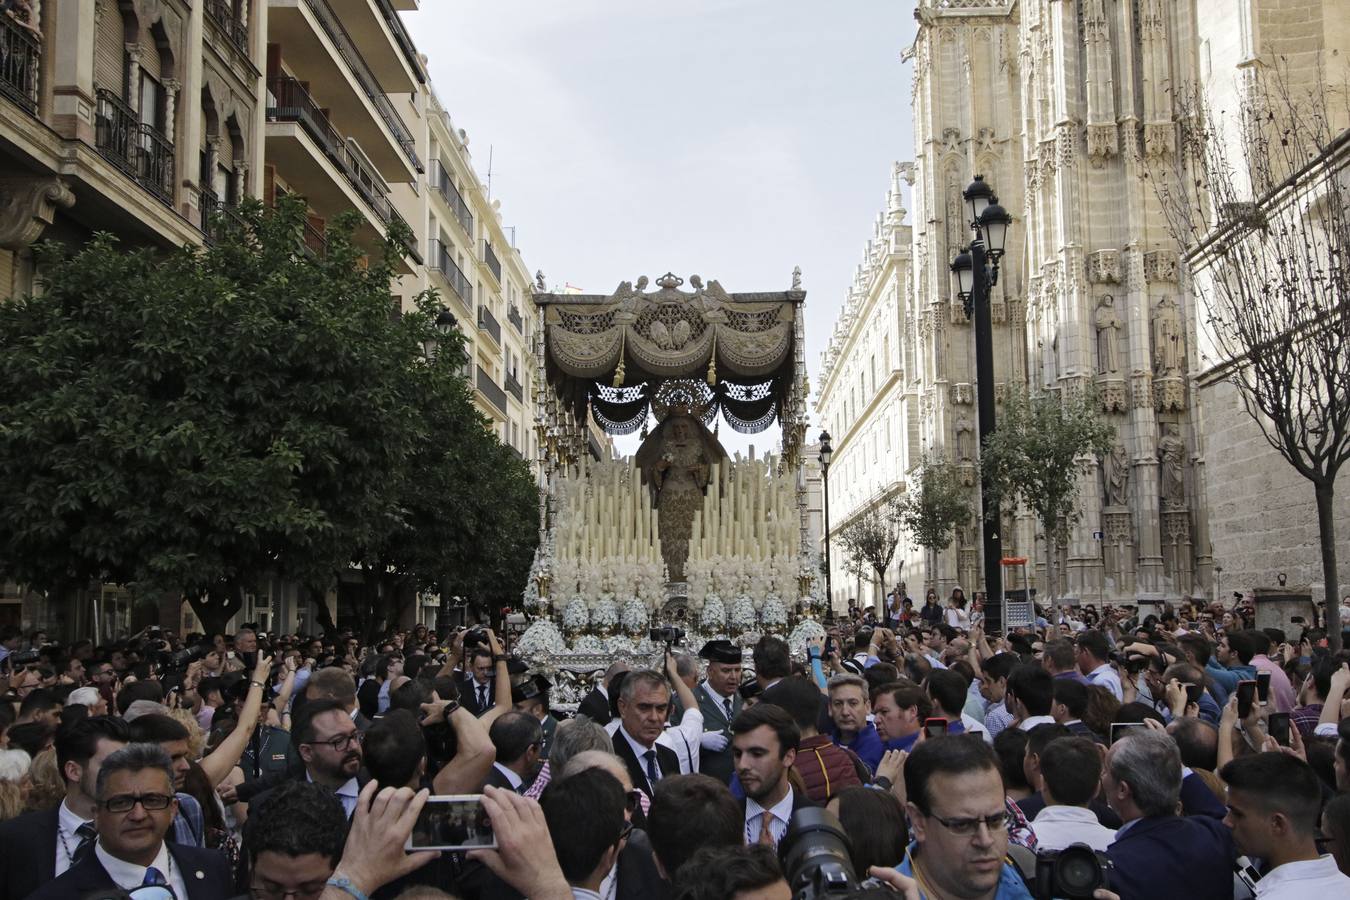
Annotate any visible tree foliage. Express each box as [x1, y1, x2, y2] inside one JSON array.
[[1152, 60, 1349, 650], [0, 196, 537, 637], [980, 388, 1114, 599], [902, 453, 972, 554], [835, 493, 907, 600]]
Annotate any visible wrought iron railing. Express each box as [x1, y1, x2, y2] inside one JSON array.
[[302, 217, 327, 256], [477, 304, 501, 344], [0, 14, 40, 113], [429, 238, 473, 308], [200, 189, 248, 241], [204, 0, 249, 52], [94, 88, 175, 207], [505, 372, 523, 402], [476, 365, 507, 415], [483, 240, 502, 283], [507, 304, 524, 332], [301, 0, 423, 172], [431, 161, 473, 236]]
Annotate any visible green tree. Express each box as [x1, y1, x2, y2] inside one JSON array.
[[835, 493, 907, 609], [0, 197, 432, 635], [902, 453, 973, 588], [979, 388, 1115, 601]]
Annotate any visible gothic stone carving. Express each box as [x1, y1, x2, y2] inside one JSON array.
[[0, 177, 75, 250], [1144, 122, 1175, 159], [1163, 509, 1192, 543], [1102, 442, 1130, 507], [1095, 295, 1122, 375], [1097, 377, 1127, 413], [1104, 509, 1133, 542], [1152, 296, 1184, 375], [1131, 372, 1152, 410], [1154, 376, 1186, 413], [951, 383, 975, 406], [1144, 249, 1179, 283], [1087, 250, 1121, 284], [1087, 123, 1118, 167], [1158, 424, 1186, 510]]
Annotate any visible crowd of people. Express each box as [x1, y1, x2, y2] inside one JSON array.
[[1, 589, 1349, 900]]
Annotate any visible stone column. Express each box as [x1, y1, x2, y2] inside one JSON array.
[[125, 43, 142, 111], [50, 0, 97, 142], [1124, 246, 1164, 596]]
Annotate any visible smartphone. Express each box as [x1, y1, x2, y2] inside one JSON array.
[[1184, 683, 1203, 706], [823, 636, 835, 658], [1110, 722, 1148, 744], [1268, 712, 1292, 747], [1237, 680, 1257, 719], [407, 795, 497, 851], [1256, 671, 1272, 704], [923, 717, 948, 739]]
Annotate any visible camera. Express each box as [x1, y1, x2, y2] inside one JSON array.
[[169, 643, 212, 670], [9, 649, 41, 667], [779, 808, 893, 899], [649, 625, 684, 646], [1034, 843, 1113, 899], [463, 629, 489, 648]]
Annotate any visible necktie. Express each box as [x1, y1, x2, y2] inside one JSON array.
[[758, 812, 776, 845], [142, 867, 167, 887], [72, 822, 96, 863], [723, 697, 734, 721], [643, 749, 659, 784], [478, 684, 488, 709]]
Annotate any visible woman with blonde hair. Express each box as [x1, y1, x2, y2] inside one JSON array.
[[0, 748, 31, 821], [24, 746, 63, 812]]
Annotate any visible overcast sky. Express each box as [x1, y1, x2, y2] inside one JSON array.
[[403, 1, 917, 455]]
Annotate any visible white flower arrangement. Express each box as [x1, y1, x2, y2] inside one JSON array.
[[591, 597, 619, 629], [604, 635, 637, 655], [573, 634, 605, 654], [620, 597, 649, 634], [761, 595, 789, 628], [562, 598, 590, 633], [788, 618, 826, 651], [729, 595, 757, 630], [517, 620, 566, 661], [701, 594, 727, 630]]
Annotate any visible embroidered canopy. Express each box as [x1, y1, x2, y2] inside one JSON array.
[[536, 272, 807, 436]]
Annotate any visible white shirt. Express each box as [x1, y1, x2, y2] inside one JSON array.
[[1085, 663, 1123, 701], [308, 772, 361, 818], [945, 607, 970, 630], [94, 841, 189, 900], [1254, 855, 1350, 898], [55, 798, 93, 876], [492, 762, 524, 791], [1018, 715, 1058, 731], [659, 707, 704, 774], [961, 712, 992, 744], [1030, 805, 1117, 852], [617, 725, 661, 785], [745, 787, 796, 846]]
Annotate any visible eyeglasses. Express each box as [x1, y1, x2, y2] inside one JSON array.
[[251, 879, 329, 900], [925, 811, 1010, 837], [102, 793, 175, 813], [306, 731, 363, 752]]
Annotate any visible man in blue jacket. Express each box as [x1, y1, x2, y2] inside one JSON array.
[[1102, 729, 1235, 900]]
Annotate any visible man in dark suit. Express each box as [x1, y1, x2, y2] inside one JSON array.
[[694, 640, 742, 783], [612, 669, 680, 799], [484, 711, 543, 793], [0, 715, 130, 900], [29, 742, 233, 900], [459, 647, 498, 717], [578, 661, 632, 724], [730, 703, 816, 846], [512, 675, 558, 759], [249, 699, 368, 819], [1103, 730, 1235, 900]]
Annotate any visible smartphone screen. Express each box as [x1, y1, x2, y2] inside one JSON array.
[[1237, 680, 1257, 719], [407, 795, 496, 851], [1184, 683, 1203, 706], [1110, 722, 1147, 744], [923, 717, 948, 739], [1268, 712, 1291, 747], [1256, 671, 1272, 704]]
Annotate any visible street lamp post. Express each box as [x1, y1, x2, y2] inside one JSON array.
[[425, 306, 457, 640], [950, 175, 1013, 624], [819, 431, 834, 614]]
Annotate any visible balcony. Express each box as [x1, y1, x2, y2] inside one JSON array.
[[477, 304, 501, 345], [266, 75, 417, 260], [94, 88, 175, 207], [200, 190, 248, 243], [505, 372, 523, 403], [269, 0, 422, 178], [431, 161, 473, 237], [476, 366, 507, 416], [429, 238, 472, 310], [327, 0, 422, 93], [0, 14, 40, 114], [205, 0, 249, 54], [507, 304, 524, 332], [482, 240, 502, 284]]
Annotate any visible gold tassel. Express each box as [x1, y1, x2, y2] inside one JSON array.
[[613, 330, 626, 387], [707, 331, 717, 386]]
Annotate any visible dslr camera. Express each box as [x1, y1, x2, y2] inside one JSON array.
[[780, 808, 894, 899], [1034, 843, 1113, 899]]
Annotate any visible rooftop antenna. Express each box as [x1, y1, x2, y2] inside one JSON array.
[[486, 145, 494, 201]]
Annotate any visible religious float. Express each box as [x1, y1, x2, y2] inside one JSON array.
[[516, 272, 826, 704]]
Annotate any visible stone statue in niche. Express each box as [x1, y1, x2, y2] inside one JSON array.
[[1102, 442, 1130, 507], [1157, 424, 1186, 510], [1152, 296, 1183, 375], [955, 416, 975, 462], [1094, 295, 1122, 375]]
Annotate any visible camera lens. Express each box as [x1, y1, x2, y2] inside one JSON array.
[[779, 808, 858, 895], [1053, 845, 1106, 898]]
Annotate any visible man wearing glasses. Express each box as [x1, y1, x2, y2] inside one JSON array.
[[252, 699, 367, 819], [28, 742, 232, 900], [895, 734, 1034, 900]]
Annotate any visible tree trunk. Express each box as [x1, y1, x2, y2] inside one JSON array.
[[1044, 526, 1056, 607], [1315, 482, 1343, 654], [306, 584, 337, 635]]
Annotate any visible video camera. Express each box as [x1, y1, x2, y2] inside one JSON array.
[[1034, 843, 1113, 899], [780, 808, 895, 899], [649, 625, 684, 649]]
